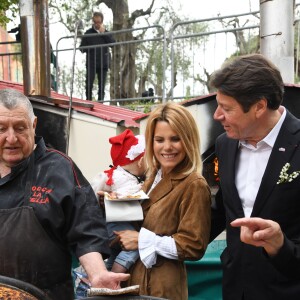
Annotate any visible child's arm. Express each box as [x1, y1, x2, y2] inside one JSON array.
[[90, 172, 108, 200]]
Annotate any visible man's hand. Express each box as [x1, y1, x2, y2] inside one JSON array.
[[89, 270, 130, 289], [231, 217, 284, 256], [79, 252, 129, 289], [99, 24, 106, 33]]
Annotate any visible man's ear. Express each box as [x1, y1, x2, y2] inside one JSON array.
[[33, 117, 37, 130], [255, 98, 267, 118]]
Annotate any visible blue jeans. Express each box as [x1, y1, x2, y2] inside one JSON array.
[[106, 222, 139, 271]]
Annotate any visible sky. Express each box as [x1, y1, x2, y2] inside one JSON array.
[[46, 1, 260, 63], [46, 0, 260, 99], [99, 0, 260, 28], [5, 0, 260, 54], [128, 0, 260, 19], [5, 0, 261, 99], [6, 0, 298, 99]]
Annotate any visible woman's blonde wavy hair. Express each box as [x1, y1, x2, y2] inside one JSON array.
[[144, 102, 202, 176]]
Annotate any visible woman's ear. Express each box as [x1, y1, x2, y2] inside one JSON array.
[[138, 156, 144, 168]]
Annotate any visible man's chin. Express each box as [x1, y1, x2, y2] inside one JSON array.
[[4, 157, 24, 167], [225, 132, 238, 140]]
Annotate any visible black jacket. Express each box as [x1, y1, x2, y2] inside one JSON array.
[[0, 136, 110, 259], [79, 27, 115, 69], [211, 110, 300, 300]]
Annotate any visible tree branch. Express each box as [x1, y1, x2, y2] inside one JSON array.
[[127, 0, 155, 27]]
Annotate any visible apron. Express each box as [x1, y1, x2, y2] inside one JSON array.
[[0, 154, 74, 300]]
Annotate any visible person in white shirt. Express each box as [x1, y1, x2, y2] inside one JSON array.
[[209, 54, 300, 300]]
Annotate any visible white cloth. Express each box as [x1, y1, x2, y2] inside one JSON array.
[[126, 135, 145, 160], [104, 198, 143, 222], [235, 107, 286, 217], [90, 166, 143, 198], [146, 169, 162, 195], [139, 227, 178, 268], [90, 166, 144, 222]]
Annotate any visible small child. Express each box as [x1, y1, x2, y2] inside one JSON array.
[[90, 129, 145, 274]]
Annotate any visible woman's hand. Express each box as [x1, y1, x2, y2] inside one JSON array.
[[114, 230, 139, 251]]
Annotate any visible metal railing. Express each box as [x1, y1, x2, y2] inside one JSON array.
[[2, 8, 300, 104], [0, 40, 23, 83], [54, 25, 166, 103], [53, 13, 260, 103]]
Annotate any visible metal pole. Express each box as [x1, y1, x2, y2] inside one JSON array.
[[260, 0, 294, 83], [65, 20, 84, 155], [296, 19, 300, 77], [19, 0, 35, 96]]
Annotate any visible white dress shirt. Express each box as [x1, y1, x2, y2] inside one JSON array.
[[139, 227, 178, 268], [235, 107, 286, 217]]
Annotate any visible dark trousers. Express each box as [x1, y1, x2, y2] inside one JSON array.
[[85, 64, 108, 101]]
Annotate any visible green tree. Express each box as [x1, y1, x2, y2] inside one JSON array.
[[49, 0, 155, 104], [0, 0, 19, 27], [49, 0, 210, 104]]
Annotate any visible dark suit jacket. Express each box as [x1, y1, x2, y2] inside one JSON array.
[[79, 27, 115, 69], [211, 110, 300, 300]]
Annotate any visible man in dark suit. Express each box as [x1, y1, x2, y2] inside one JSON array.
[[141, 88, 154, 103], [8, 24, 21, 42], [209, 54, 300, 300], [80, 12, 115, 101]]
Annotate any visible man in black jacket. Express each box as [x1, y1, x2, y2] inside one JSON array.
[[0, 88, 129, 299], [80, 12, 115, 101], [210, 54, 300, 300]]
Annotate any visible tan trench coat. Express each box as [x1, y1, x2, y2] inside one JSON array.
[[127, 171, 211, 300]]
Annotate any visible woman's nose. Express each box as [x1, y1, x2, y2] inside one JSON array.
[[164, 140, 172, 150]]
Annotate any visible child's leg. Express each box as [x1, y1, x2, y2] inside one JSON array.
[[105, 247, 118, 271], [106, 222, 120, 242], [106, 222, 139, 272], [111, 261, 128, 273], [112, 250, 140, 273], [107, 221, 138, 248], [105, 223, 123, 271]]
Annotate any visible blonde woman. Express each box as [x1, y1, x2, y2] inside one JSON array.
[[115, 102, 211, 300]]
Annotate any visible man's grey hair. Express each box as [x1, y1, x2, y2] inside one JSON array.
[[0, 89, 36, 123]]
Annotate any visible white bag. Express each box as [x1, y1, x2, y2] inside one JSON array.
[[104, 199, 144, 222]]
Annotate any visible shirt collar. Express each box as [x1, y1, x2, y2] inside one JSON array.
[[239, 106, 286, 149], [93, 26, 100, 33]]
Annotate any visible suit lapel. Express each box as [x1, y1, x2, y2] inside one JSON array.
[[219, 138, 245, 216], [252, 111, 300, 216]]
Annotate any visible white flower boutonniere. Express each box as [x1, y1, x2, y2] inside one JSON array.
[[277, 163, 300, 184]]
